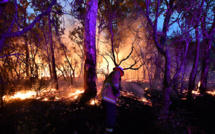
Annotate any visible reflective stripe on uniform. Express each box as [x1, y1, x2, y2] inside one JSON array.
[[102, 96, 116, 104], [106, 83, 119, 87], [106, 83, 111, 86], [114, 83, 119, 87], [106, 128, 113, 132]]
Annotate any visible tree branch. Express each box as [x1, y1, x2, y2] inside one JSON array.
[[1, 0, 57, 38]]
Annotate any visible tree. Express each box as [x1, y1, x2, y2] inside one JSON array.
[[199, 0, 215, 94], [134, 0, 192, 122], [0, 0, 58, 111], [0, 0, 57, 51], [79, 0, 98, 103], [187, 0, 205, 99]]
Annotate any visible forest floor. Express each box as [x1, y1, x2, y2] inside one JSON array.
[[0, 80, 215, 134]]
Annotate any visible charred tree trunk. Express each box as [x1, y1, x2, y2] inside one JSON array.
[[160, 51, 171, 121], [199, 39, 212, 94], [154, 53, 162, 80], [80, 0, 98, 104], [180, 63, 185, 97], [199, 11, 214, 94], [48, 15, 58, 90], [187, 26, 201, 99]]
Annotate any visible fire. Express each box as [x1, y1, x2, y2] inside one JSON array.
[[192, 90, 200, 95], [206, 91, 215, 96], [3, 88, 85, 102], [141, 98, 148, 102], [140, 97, 152, 106], [90, 99, 98, 105], [198, 81, 201, 88], [3, 90, 37, 101], [69, 89, 84, 99], [43, 98, 48, 101]]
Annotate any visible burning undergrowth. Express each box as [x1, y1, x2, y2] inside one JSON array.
[[0, 88, 157, 134], [1, 80, 215, 134]]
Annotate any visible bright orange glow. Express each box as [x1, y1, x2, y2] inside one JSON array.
[[69, 89, 84, 99], [3, 88, 85, 102], [198, 81, 201, 88], [141, 98, 148, 102], [90, 99, 98, 105], [192, 90, 200, 95], [207, 90, 215, 96], [43, 98, 48, 101], [3, 91, 36, 101]]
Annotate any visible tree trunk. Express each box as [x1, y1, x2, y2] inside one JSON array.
[[24, 8, 30, 79], [187, 26, 201, 99], [160, 51, 171, 121], [48, 15, 58, 90], [79, 58, 84, 78], [154, 53, 162, 79], [199, 39, 212, 94], [180, 63, 185, 97], [80, 0, 98, 104]]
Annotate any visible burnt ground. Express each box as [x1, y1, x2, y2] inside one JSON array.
[[0, 82, 215, 134], [0, 91, 157, 134]]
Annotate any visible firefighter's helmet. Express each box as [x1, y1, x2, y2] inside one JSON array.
[[113, 66, 124, 76]]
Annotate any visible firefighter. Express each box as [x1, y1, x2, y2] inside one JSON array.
[[101, 66, 124, 133]]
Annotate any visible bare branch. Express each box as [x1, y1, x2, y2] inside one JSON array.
[[1, 0, 57, 38], [118, 41, 135, 66]]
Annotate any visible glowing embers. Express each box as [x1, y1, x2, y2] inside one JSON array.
[[89, 99, 99, 105], [120, 90, 152, 106], [207, 91, 215, 96], [68, 89, 84, 99]]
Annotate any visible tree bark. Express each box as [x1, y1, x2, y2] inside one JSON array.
[[160, 51, 171, 121], [187, 26, 201, 99], [199, 8, 214, 94], [199, 39, 212, 94], [48, 14, 58, 90], [80, 0, 98, 104], [154, 53, 162, 79]]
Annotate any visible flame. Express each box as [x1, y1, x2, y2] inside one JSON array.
[[3, 91, 37, 101], [206, 91, 215, 96], [69, 89, 84, 99], [43, 98, 48, 101], [90, 99, 98, 105], [55, 96, 60, 100], [198, 81, 201, 88], [141, 98, 148, 102], [192, 90, 200, 95], [3, 88, 85, 102]]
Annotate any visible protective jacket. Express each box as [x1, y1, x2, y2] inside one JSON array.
[[101, 70, 121, 104]]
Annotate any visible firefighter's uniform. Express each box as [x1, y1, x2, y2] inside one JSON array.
[[101, 67, 123, 133]]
